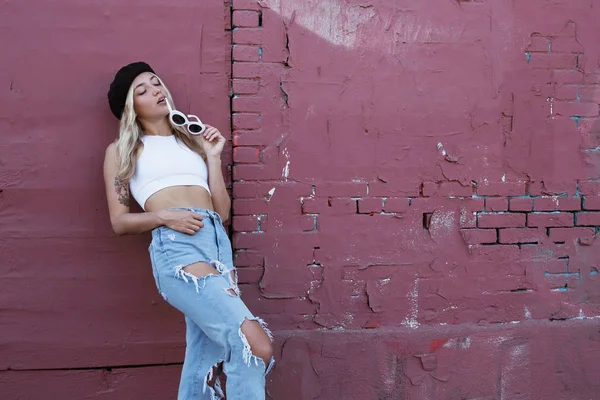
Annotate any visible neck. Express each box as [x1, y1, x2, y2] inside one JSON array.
[[140, 117, 172, 136]]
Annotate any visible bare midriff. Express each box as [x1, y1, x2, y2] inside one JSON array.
[[144, 185, 214, 213]]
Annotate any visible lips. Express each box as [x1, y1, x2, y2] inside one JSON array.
[[157, 96, 166, 104]]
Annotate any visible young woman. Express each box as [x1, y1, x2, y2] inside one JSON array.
[[103, 62, 274, 400]]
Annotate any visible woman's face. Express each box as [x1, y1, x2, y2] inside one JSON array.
[[131, 72, 169, 120]]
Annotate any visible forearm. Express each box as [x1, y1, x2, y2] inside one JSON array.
[[111, 211, 164, 236], [207, 155, 231, 222]]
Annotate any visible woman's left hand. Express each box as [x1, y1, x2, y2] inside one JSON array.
[[199, 125, 226, 158]]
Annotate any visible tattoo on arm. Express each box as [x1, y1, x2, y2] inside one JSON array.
[[114, 176, 130, 207]]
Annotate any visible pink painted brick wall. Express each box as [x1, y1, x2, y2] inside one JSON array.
[[228, 0, 600, 398], [3, 0, 600, 399]]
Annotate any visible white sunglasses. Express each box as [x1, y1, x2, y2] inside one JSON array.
[[165, 98, 206, 135]]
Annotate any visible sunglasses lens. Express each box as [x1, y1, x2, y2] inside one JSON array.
[[189, 124, 202, 134], [172, 114, 185, 125]]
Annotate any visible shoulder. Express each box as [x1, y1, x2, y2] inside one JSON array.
[[105, 141, 118, 159]]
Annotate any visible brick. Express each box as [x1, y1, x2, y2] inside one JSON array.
[[233, 10, 260, 27], [509, 197, 533, 212], [534, 196, 581, 211], [384, 198, 409, 213], [583, 196, 600, 210], [579, 181, 600, 196], [233, 215, 260, 232], [460, 229, 497, 245], [233, 199, 269, 215], [358, 198, 383, 214], [578, 86, 600, 103], [422, 181, 474, 197], [303, 198, 358, 215], [581, 133, 600, 149], [232, 79, 260, 95], [543, 260, 570, 274], [232, 95, 261, 112], [486, 197, 508, 212], [233, 146, 260, 163], [300, 215, 316, 231], [301, 198, 325, 214], [233, 130, 270, 146], [527, 212, 574, 227], [248, 296, 317, 315], [317, 182, 367, 197], [576, 212, 600, 226], [237, 267, 263, 284], [549, 227, 596, 242], [528, 180, 577, 197], [499, 228, 545, 244], [555, 85, 579, 101], [553, 101, 599, 117], [233, 28, 262, 45], [329, 198, 357, 215], [526, 36, 551, 53], [232, 62, 261, 78], [577, 118, 600, 134], [234, 251, 264, 267], [545, 275, 581, 291], [528, 53, 577, 70], [232, 181, 272, 198], [233, 44, 260, 62], [553, 70, 584, 85], [233, 232, 268, 249], [233, 113, 261, 130], [477, 181, 527, 196], [551, 37, 584, 53], [368, 180, 420, 197], [233, 164, 278, 180], [585, 73, 600, 84], [478, 213, 526, 228], [232, 0, 261, 10]]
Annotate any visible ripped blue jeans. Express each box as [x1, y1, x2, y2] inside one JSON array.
[[148, 208, 274, 400]]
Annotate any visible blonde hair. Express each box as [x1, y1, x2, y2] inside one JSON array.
[[115, 74, 205, 180]]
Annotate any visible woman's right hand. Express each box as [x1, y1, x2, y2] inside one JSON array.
[[157, 209, 204, 235]]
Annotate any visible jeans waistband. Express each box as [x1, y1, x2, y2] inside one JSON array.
[[165, 207, 222, 221]]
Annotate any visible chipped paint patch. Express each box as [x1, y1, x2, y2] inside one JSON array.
[[266, 188, 276, 202], [402, 279, 419, 329], [437, 142, 447, 157], [443, 337, 471, 350], [262, 0, 375, 49], [281, 148, 290, 180]]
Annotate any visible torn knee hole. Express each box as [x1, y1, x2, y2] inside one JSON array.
[[239, 318, 274, 368], [174, 261, 241, 295], [203, 362, 225, 399], [182, 262, 219, 278]]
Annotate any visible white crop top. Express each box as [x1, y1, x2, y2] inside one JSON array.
[[129, 135, 211, 210]]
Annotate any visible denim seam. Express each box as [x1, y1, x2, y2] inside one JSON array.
[[192, 334, 208, 397], [149, 241, 163, 294]]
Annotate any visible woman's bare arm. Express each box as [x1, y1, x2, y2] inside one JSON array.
[[207, 155, 231, 223], [103, 143, 165, 235]]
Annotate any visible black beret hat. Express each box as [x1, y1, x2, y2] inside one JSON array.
[[107, 61, 155, 119]]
